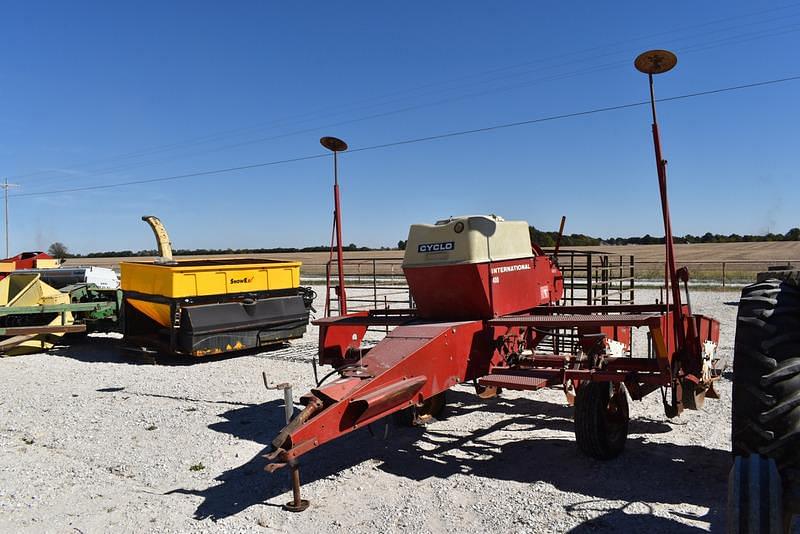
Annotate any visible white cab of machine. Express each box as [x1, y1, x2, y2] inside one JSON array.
[[402, 214, 534, 268], [15, 266, 120, 289]]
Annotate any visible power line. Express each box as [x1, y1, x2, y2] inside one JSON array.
[[350, 74, 800, 153], [48, 19, 797, 183], [17, 21, 800, 195], [12, 154, 326, 198], [26, 19, 799, 194], [11, 73, 800, 200], [11, 2, 800, 183]]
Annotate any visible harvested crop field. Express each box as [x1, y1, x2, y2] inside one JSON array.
[[568, 241, 800, 263], [65, 240, 800, 279], [1, 287, 742, 533]]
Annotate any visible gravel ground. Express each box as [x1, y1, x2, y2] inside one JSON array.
[[0, 287, 741, 533]]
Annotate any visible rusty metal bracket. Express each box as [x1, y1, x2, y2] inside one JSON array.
[[262, 371, 310, 512], [263, 371, 294, 424]]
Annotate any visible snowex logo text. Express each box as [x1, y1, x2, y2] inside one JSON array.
[[418, 241, 455, 253], [230, 276, 255, 284]]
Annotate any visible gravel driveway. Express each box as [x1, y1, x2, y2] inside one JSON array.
[[0, 288, 741, 533]]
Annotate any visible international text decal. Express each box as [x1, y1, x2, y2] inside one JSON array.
[[491, 264, 531, 275]]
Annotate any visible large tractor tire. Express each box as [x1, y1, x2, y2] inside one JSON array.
[[732, 274, 800, 464], [728, 454, 784, 534], [731, 272, 800, 531], [574, 381, 629, 460]]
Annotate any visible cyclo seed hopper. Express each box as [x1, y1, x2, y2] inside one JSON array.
[[264, 50, 724, 510]]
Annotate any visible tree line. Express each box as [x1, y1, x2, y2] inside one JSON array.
[[47, 243, 392, 258], [530, 226, 800, 247], [47, 226, 800, 259], [401, 227, 800, 250]]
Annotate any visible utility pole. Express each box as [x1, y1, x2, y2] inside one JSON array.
[[1, 179, 20, 257]]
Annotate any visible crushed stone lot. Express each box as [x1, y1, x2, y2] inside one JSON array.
[[1, 287, 741, 533]]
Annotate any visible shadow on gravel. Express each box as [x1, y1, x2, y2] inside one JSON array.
[[47, 335, 290, 366], [95, 388, 259, 407], [565, 501, 708, 533], [176, 388, 729, 531], [165, 398, 293, 519]]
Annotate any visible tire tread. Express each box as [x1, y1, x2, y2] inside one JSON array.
[[733, 274, 800, 469]]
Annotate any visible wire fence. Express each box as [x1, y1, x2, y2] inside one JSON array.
[[307, 258, 800, 305], [319, 250, 638, 315], [635, 260, 799, 287]]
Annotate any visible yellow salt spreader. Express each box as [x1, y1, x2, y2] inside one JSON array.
[[120, 216, 315, 356], [0, 273, 77, 355]]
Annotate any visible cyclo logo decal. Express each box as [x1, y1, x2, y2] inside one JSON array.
[[491, 263, 531, 275], [418, 241, 455, 253], [230, 276, 255, 284]]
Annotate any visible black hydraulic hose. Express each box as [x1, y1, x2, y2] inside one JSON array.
[[299, 286, 317, 312], [315, 363, 364, 388]]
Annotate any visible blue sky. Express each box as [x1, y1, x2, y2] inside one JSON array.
[[1, 1, 799, 254]]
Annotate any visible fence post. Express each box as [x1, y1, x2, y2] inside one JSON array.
[[722, 262, 726, 289], [569, 253, 575, 305], [325, 262, 331, 316], [586, 253, 593, 306], [629, 255, 635, 304]]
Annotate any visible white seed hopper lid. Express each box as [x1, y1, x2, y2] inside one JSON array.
[[402, 214, 533, 268]]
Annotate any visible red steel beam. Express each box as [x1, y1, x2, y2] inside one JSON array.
[[267, 320, 488, 468], [489, 313, 661, 329]]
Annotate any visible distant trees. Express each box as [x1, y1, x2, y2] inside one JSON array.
[[529, 226, 600, 247], [676, 228, 800, 244], [531, 226, 800, 247], [60, 225, 800, 258], [529, 227, 556, 247], [79, 243, 380, 258], [47, 242, 69, 258]]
